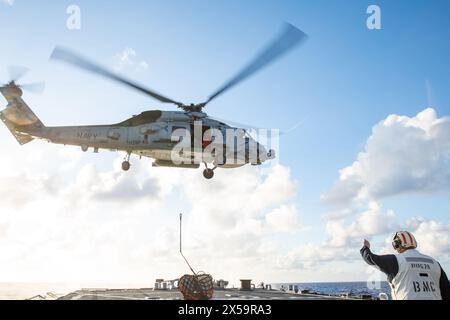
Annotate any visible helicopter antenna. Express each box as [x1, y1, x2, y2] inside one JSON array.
[[180, 213, 196, 275]]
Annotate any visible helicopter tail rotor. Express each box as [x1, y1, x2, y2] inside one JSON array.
[[17, 82, 46, 94], [0, 68, 45, 145]]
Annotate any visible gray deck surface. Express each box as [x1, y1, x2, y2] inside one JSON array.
[[58, 288, 350, 300]]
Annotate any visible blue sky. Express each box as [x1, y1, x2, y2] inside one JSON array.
[[1, 0, 450, 286]]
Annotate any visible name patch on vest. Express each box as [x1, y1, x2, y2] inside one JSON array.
[[412, 281, 436, 293], [410, 263, 431, 270]]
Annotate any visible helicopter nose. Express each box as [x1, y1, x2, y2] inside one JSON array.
[[255, 144, 276, 163], [267, 149, 276, 160]]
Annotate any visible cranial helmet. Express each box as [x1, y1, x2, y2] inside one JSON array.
[[392, 231, 418, 250]]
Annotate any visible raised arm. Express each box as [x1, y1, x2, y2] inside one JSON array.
[[360, 240, 399, 282]]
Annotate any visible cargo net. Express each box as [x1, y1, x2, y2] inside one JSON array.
[[178, 272, 214, 300]]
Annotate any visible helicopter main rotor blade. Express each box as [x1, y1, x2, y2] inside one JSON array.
[[50, 47, 182, 105], [8, 66, 30, 82], [203, 23, 307, 106]]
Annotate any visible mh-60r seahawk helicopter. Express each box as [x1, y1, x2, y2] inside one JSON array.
[[0, 24, 306, 179]]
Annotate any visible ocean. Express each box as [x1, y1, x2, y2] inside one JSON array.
[[274, 281, 391, 298]]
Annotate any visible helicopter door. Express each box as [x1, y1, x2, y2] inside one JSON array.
[[107, 128, 121, 140], [201, 125, 213, 149], [186, 124, 214, 151], [171, 124, 190, 158], [171, 124, 190, 146], [187, 124, 211, 149]]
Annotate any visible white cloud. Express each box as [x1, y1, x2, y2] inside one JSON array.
[[280, 202, 396, 270], [0, 137, 303, 285], [280, 108, 450, 277], [265, 205, 303, 233], [279, 244, 343, 269], [167, 165, 302, 277], [2, 0, 14, 6], [279, 208, 450, 276], [325, 202, 396, 248], [113, 47, 149, 72], [2, 106, 449, 287], [405, 217, 450, 259], [312, 108, 450, 272], [323, 108, 450, 207], [138, 61, 149, 70], [309, 108, 450, 276]]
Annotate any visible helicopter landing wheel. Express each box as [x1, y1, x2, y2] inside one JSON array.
[[122, 161, 131, 171], [203, 168, 214, 180]]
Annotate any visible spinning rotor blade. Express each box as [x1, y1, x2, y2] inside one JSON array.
[[8, 66, 30, 82], [50, 47, 182, 105], [20, 82, 46, 94], [203, 23, 308, 106]]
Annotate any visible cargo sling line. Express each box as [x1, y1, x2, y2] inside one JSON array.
[[178, 213, 213, 300]]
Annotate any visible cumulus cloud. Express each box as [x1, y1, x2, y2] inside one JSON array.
[[2, 105, 449, 286], [265, 205, 303, 233], [304, 108, 450, 276], [405, 217, 450, 259], [113, 47, 149, 72], [325, 202, 396, 248], [280, 202, 396, 270], [323, 108, 450, 207], [279, 244, 337, 269], [65, 162, 163, 203], [165, 164, 302, 275], [279, 211, 450, 277], [0, 136, 303, 285], [2, 0, 14, 6], [278, 108, 450, 278]]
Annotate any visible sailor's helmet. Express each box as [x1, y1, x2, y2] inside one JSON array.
[[392, 231, 418, 250]]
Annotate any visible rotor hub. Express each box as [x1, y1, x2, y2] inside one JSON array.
[[178, 103, 206, 113], [6, 81, 19, 88], [0, 82, 23, 97]]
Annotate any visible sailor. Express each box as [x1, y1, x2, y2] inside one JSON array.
[[361, 231, 450, 300]]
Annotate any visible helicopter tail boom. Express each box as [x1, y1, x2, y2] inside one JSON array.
[[0, 86, 44, 145]]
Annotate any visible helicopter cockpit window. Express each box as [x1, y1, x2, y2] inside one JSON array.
[[172, 125, 189, 139], [117, 110, 162, 127], [243, 129, 257, 139], [232, 128, 248, 138]]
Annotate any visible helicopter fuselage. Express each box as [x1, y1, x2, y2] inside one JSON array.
[[2, 94, 274, 175], [30, 111, 274, 169]]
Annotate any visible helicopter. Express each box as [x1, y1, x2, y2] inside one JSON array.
[[0, 24, 307, 179]]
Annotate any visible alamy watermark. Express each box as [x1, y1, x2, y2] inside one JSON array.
[[66, 5, 81, 30], [170, 121, 279, 171], [366, 266, 390, 299], [367, 5, 382, 30]]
